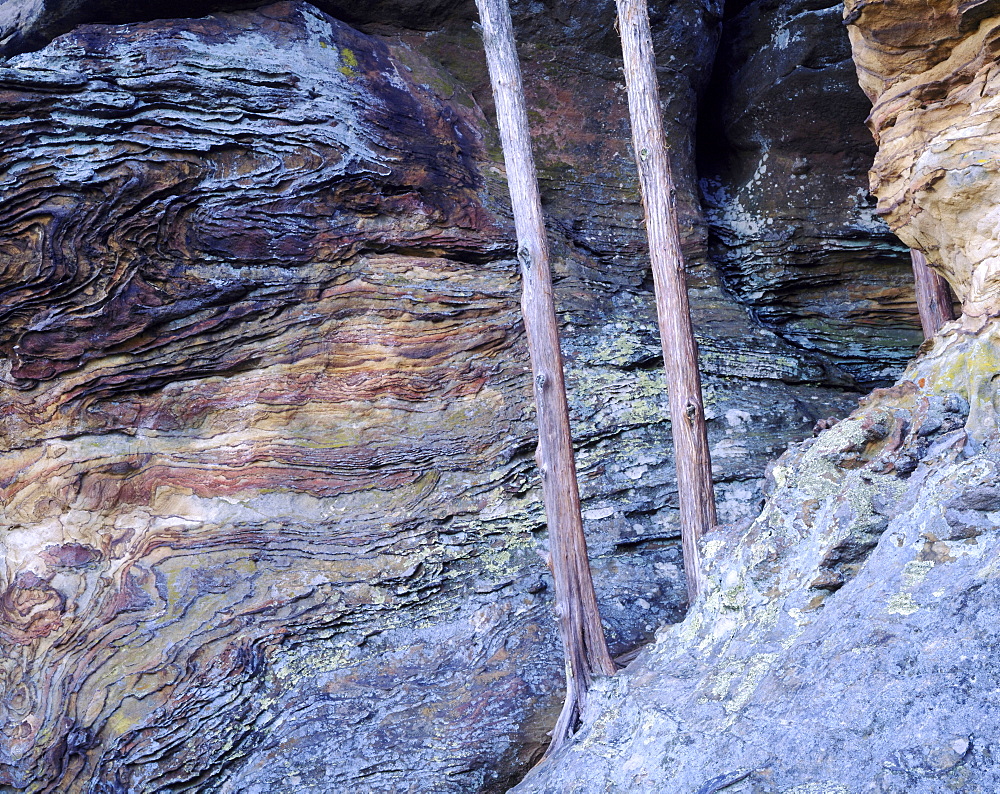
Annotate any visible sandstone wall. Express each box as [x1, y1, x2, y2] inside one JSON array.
[[847, 0, 1000, 317], [0, 0, 918, 790]]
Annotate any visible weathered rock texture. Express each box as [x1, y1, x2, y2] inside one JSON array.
[[513, 2, 1000, 791], [700, 0, 921, 387], [0, 0, 468, 58], [847, 0, 1000, 317], [513, 321, 1000, 793], [0, 0, 940, 789], [0, 6, 550, 790], [0, 1, 880, 791]]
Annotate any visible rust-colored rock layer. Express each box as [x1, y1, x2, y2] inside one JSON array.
[[0, 1, 897, 791]]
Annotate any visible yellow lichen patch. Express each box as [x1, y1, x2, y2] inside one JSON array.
[[901, 559, 935, 587], [720, 581, 749, 611], [335, 45, 360, 77], [886, 592, 920, 615], [702, 662, 742, 703], [340, 47, 358, 69], [701, 538, 726, 563], [900, 323, 1000, 444], [673, 607, 704, 649], [591, 326, 642, 367], [577, 706, 623, 751]]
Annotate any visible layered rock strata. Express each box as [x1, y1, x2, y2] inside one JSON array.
[[0, 2, 873, 791], [700, 0, 921, 387], [514, 2, 1000, 791], [0, 0, 466, 58], [2, 0, 962, 790]]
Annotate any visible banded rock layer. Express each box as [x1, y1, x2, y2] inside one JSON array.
[[0, 0, 927, 790], [0, 5, 543, 790], [700, 0, 921, 388]]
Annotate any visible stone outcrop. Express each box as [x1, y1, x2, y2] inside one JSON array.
[[847, 0, 1000, 318], [0, 0, 467, 58], [513, 322, 1000, 793], [513, 2, 1000, 791], [0, 6, 549, 790], [0, 0, 941, 790], [0, 2, 876, 791]]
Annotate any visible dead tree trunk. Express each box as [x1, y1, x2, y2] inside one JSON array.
[[616, 0, 716, 603], [910, 248, 956, 338], [474, 0, 616, 752]]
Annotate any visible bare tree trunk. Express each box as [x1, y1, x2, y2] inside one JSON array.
[[910, 248, 956, 338], [615, 0, 716, 603], [474, 0, 616, 754]]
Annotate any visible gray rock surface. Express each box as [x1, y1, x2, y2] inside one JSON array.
[[513, 321, 1000, 793]]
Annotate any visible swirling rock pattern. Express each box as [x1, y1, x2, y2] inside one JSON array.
[[0, 1, 876, 791], [0, 5, 544, 789]]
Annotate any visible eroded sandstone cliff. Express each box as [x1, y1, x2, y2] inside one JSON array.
[[0, 0, 922, 791], [848, 0, 1000, 318]]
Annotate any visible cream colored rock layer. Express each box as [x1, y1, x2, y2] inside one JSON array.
[[846, 0, 1000, 316]]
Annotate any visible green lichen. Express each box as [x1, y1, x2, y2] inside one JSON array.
[[592, 331, 641, 368], [725, 652, 778, 715], [902, 559, 935, 587], [702, 538, 726, 562], [720, 582, 749, 611], [702, 662, 741, 703], [886, 592, 920, 616], [683, 604, 706, 641]]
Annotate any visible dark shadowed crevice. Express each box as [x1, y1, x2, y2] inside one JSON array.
[[693, 0, 921, 390]]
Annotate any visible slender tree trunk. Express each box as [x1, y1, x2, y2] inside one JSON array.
[[615, 0, 716, 602], [474, 0, 616, 753], [910, 248, 956, 338]]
